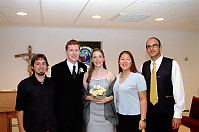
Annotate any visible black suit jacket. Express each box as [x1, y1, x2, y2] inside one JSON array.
[[51, 59, 87, 131]]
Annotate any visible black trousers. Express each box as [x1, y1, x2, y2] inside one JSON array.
[[145, 103, 178, 132], [116, 113, 141, 132]]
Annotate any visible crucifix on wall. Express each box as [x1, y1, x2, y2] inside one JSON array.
[[15, 45, 37, 76]]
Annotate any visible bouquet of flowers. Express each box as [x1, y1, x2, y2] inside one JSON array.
[[89, 85, 106, 99]]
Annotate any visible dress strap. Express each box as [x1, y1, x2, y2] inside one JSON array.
[[106, 72, 111, 82]]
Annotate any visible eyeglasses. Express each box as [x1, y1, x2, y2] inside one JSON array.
[[146, 44, 159, 49]]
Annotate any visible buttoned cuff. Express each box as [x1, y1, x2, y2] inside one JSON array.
[[174, 111, 183, 119]]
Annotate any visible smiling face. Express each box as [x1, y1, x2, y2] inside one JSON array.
[[91, 51, 105, 68], [119, 53, 132, 72], [146, 38, 162, 61], [66, 44, 80, 64], [32, 58, 47, 76]]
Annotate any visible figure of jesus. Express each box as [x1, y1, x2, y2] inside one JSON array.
[[15, 45, 37, 76]]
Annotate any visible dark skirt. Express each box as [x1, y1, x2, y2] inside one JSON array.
[[116, 113, 141, 132]]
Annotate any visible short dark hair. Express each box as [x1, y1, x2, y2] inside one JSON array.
[[146, 37, 161, 47], [65, 39, 80, 50], [31, 54, 49, 67]]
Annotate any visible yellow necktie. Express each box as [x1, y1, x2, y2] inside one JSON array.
[[150, 62, 158, 105]]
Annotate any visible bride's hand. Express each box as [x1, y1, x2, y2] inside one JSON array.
[[96, 97, 109, 104]]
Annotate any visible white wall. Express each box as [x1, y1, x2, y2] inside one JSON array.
[[0, 26, 198, 109], [197, 32, 199, 98]]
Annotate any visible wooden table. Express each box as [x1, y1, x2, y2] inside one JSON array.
[[0, 90, 17, 132], [0, 109, 16, 132]]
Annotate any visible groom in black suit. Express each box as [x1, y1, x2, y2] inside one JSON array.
[[51, 39, 87, 132]]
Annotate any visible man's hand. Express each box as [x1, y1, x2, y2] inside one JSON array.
[[172, 118, 182, 129], [138, 120, 146, 130]]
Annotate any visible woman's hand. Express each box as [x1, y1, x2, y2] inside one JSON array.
[[95, 97, 109, 104], [138, 120, 146, 130], [87, 96, 113, 104], [87, 96, 98, 103]]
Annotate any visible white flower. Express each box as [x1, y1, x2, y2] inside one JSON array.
[[89, 89, 94, 94], [79, 67, 84, 74], [93, 90, 99, 96], [90, 84, 106, 99], [98, 90, 103, 95]]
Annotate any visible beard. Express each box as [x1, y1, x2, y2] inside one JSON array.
[[35, 70, 46, 76], [37, 72, 45, 76]]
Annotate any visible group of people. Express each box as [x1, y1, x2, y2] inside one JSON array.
[[15, 37, 185, 132]]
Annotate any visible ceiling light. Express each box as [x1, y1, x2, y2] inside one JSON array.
[[16, 12, 28, 16], [92, 15, 102, 19], [155, 18, 164, 21]]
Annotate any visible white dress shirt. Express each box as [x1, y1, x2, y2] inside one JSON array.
[[139, 55, 185, 118], [66, 60, 78, 74]]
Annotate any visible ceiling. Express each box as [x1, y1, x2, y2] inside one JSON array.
[[0, 0, 198, 31]]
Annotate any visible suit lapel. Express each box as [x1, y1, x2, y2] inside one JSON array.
[[64, 59, 74, 79], [65, 59, 82, 80], [76, 61, 85, 79]]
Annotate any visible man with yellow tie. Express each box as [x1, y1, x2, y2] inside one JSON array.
[[140, 37, 185, 132]]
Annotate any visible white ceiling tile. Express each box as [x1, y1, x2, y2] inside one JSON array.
[[158, 5, 199, 17], [43, 18, 74, 25], [74, 19, 105, 26], [43, 11, 79, 19], [0, 0, 197, 31], [84, 0, 134, 13], [128, 22, 198, 31], [8, 17, 42, 25], [0, 16, 10, 24], [174, 23, 199, 31], [137, 0, 185, 5], [41, 0, 89, 12], [0, 8, 41, 18], [78, 11, 117, 21], [122, 2, 170, 14], [170, 16, 199, 25], [180, 0, 199, 6], [93, 0, 135, 2], [0, 0, 40, 9], [101, 21, 134, 27]]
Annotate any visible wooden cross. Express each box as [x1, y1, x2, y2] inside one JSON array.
[[15, 45, 37, 76]]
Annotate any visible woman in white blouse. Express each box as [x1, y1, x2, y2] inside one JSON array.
[[113, 51, 147, 132]]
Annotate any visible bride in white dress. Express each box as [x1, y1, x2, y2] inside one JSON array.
[[83, 48, 117, 132]]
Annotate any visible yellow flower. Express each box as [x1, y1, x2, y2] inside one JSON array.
[[98, 90, 103, 95], [93, 90, 98, 96], [102, 88, 106, 92], [89, 89, 93, 94]]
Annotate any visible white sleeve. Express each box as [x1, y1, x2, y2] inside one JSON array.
[[171, 60, 185, 118], [139, 63, 143, 73]]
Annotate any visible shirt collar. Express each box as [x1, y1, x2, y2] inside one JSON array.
[[66, 59, 78, 67], [151, 54, 163, 66], [66, 59, 78, 73], [31, 73, 48, 85]]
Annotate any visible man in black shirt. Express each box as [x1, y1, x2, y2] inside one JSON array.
[[15, 54, 57, 132]]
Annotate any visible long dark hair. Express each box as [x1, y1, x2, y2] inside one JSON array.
[[86, 48, 107, 83], [118, 51, 138, 73]]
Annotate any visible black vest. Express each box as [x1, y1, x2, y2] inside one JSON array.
[[142, 57, 175, 115]]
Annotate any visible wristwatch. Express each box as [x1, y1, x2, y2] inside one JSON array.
[[140, 118, 146, 122]]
